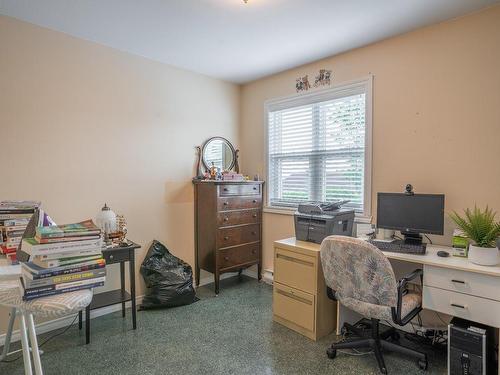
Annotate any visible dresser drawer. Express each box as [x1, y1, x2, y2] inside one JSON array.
[[424, 265, 500, 302], [274, 282, 315, 332], [218, 243, 260, 270], [216, 224, 260, 248], [219, 183, 260, 196], [274, 247, 316, 294], [102, 248, 129, 264], [217, 210, 260, 227], [217, 196, 261, 211], [423, 286, 500, 328]]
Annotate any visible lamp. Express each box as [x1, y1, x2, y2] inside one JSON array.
[[96, 203, 117, 235]]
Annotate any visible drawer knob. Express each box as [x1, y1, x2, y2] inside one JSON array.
[[109, 255, 114, 260], [224, 256, 229, 261], [450, 303, 466, 309], [223, 202, 228, 206], [251, 231, 256, 235], [252, 199, 257, 203], [252, 214, 257, 218], [253, 186, 257, 190], [451, 279, 466, 284], [224, 236, 229, 240], [252, 249, 256, 254], [223, 188, 228, 191], [224, 217, 229, 221]]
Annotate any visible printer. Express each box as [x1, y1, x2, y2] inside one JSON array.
[[294, 201, 355, 244]]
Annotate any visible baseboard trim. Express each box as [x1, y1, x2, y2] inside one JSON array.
[[0, 295, 144, 347], [262, 269, 273, 285]]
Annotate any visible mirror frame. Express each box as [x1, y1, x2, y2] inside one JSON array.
[[201, 136, 236, 172]]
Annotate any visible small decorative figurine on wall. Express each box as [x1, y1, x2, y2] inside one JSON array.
[[296, 75, 311, 92], [314, 69, 332, 87]]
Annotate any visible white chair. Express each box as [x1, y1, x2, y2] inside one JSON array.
[[0, 280, 93, 375]]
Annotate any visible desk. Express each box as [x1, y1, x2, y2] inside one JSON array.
[[276, 237, 500, 373], [78, 241, 140, 344]]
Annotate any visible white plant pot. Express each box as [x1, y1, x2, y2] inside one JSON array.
[[468, 244, 500, 266]]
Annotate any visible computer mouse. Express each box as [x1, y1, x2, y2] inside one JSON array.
[[437, 250, 450, 257]]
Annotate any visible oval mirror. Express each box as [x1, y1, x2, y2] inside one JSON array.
[[201, 137, 236, 172]]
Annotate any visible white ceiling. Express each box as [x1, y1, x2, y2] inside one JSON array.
[[1, 0, 498, 83]]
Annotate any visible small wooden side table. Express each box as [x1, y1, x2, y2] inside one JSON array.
[[78, 241, 141, 344]]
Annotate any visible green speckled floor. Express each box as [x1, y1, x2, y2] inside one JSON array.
[[1, 276, 445, 374]]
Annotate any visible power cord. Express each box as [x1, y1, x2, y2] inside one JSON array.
[[424, 234, 433, 244], [1, 314, 79, 363]]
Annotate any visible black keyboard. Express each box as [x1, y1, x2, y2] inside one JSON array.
[[368, 239, 426, 255]]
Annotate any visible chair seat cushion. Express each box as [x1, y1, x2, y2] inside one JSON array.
[[0, 280, 93, 318], [342, 292, 422, 321]]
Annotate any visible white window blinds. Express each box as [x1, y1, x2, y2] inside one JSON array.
[[267, 79, 371, 214]]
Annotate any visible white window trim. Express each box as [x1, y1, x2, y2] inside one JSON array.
[[263, 75, 373, 222]]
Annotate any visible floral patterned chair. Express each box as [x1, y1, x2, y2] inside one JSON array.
[[320, 235, 428, 374]]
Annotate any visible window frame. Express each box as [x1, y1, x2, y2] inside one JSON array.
[[264, 75, 373, 221]]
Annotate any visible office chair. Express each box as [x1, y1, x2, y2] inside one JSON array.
[[320, 236, 428, 374]]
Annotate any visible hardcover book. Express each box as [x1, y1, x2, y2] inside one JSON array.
[[35, 219, 101, 239]]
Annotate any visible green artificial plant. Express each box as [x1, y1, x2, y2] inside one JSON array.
[[449, 206, 500, 248]]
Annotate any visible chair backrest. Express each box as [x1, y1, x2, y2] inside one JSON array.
[[320, 236, 398, 308]]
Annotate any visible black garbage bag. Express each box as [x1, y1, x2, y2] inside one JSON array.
[[139, 240, 198, 309]]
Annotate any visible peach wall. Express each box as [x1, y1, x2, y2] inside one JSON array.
[[239, 5, 500, 272], [0, 15, 240, 335]]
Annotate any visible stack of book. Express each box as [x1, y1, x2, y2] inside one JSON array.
[[20, 219, 106, 300], [0, 200, 41, 264]]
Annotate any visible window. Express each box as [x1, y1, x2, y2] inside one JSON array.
[[266, 77, 372, 217]]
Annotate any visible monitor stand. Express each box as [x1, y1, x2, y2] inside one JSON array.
[[403, 232, 423, 245]]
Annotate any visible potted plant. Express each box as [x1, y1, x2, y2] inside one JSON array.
[[450, 206, 500, 266]]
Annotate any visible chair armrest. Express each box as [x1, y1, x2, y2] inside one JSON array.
[[391, 269, 423, 325]]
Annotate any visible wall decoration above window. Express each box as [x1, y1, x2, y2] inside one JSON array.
[[296, 75, 311, 92], [296, 69, 332, 92], [314, 69, 332, 87]]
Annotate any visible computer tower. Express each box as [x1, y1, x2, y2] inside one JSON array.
[[448, 317, 497, 375]]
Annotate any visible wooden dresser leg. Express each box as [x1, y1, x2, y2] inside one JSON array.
[[195, 267, 200, 287], [214, 271, 220, 295]]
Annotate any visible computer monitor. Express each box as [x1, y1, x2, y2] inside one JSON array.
[[377, 192, 445, 244]]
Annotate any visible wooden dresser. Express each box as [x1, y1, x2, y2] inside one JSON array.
[[193, 180, 264, 294], [273, 237, 337, 341]]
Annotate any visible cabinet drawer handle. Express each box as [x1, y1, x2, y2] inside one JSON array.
[[276, 289, 312, 305], [251, 231, 256, 235], [224, 256, 229, 261], [252, 249, 257, 254], [224, 236, 229, 240], [276, 253, 314, 267], [451, 303, 466, 309], [252, 199, 257, 203], [109, 255, 114, 260], [252, 214, 257, 218], [223, 188, 228, 191], [451, 279, 465, 284], [224, 217, 229, 222], [253, 186, 257, 190], [223, 202, 228, 206]]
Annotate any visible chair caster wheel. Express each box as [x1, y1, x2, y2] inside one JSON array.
[[418, 359, 428, 371], [326, 348, 337, 359]]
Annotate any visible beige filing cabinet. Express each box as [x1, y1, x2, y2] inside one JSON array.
[[273, 237, 337, 341]]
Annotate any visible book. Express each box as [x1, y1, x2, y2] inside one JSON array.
[[0, 200, 41, 210], [23, 276, 106, 295], [33, 248, 103, 261], [34, 234, 101, 244], [22, 280, 105, 301], [3, 218, 30, 226], [22, 258, 105, 278], [33, 255, 103, 269], [21, 237, 102, 256], [0, 213, 34, 220], [35, 219, 100, 239], [23, 268, 106, 289]]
